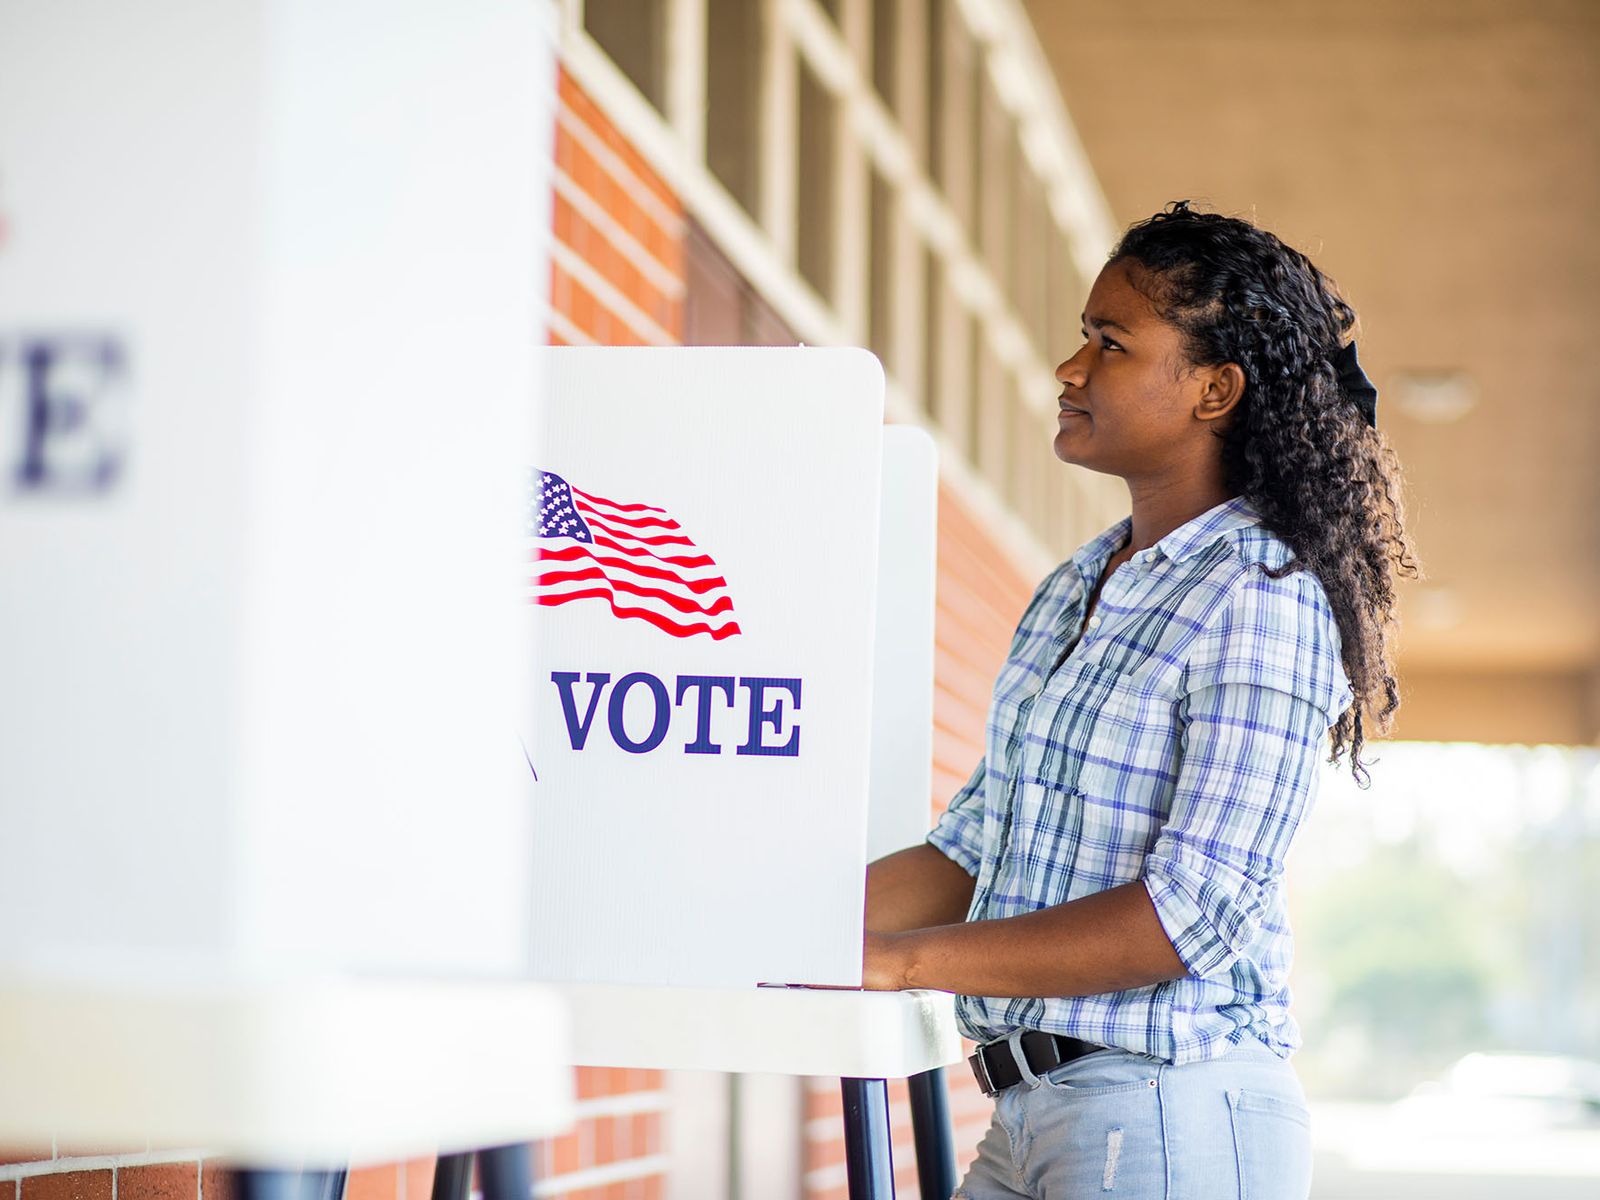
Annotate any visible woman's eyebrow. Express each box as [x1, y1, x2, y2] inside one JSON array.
[[1081, 312, 1135, 336]]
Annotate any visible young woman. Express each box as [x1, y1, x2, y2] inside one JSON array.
[[862, 201, 1416, 1198]]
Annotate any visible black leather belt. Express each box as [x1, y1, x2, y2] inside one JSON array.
[[968, 1031, 1107, 1097]]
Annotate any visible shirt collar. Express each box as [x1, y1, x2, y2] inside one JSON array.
[[1072, 494, 1263, 575], [1155, 494, 1262, 564]]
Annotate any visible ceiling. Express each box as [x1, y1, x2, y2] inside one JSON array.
[[1022, 0, 1600, 740]]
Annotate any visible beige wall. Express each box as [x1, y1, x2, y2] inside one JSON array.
[[1393, 668, 1599, 746]]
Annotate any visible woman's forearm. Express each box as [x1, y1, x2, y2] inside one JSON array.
[[867, 879, 1190, 996], [864, 843, 977, 932]]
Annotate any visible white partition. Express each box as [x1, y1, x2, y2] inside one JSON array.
[[867, 427, 939, 861], [526, 347, 887, 989], [0, 0, 556, 979]]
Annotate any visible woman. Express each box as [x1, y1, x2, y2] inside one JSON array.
[[862, 201, 1416, 1198]]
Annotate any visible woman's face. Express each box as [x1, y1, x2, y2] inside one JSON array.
[[1053, 258, 1232, 481]]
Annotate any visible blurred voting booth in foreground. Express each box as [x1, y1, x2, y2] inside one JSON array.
[[526, 347, 938, 990], [0, 0, 545, 983], [0, 0, 573, 1176]]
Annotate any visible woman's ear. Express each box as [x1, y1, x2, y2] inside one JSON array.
[[1194, 362, 1246, 425]]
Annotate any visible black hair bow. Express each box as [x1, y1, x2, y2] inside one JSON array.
[[1332, 341, 1378, 429]]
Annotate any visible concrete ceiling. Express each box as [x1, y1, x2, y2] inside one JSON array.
[[1022, 0, 1600, 739]]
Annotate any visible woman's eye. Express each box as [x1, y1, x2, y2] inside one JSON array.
[[1080, 331, 1121, 352]]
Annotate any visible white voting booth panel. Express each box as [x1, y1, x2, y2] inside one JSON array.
[[528, 347, 886, 989], [0, 0, 553, 980], [0, 975, 573, 1166], [867, 427, 938, 863]]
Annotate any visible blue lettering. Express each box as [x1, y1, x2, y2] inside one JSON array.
[[736, 677, 802, 757], [608, 671, 671, 754], [675, 675, 735, 755], [551, 671, 610, 749], [13, 336, 127, 494]]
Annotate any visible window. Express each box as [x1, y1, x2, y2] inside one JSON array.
[[868, 167, 896, 373], [872, 0, 898, 111], [706, 0, 764, 217], [1017, 172, 1049, 354], [584, 0, 667, 113], [797, 59, 839, 302], [921, 248, 943, 418], [1046, 231, 1080, 363], [978, 79, 1013, 301], [923, 0, 944, 177]]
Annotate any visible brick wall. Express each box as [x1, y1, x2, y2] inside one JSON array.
[[547, 71, 685, 348], [0, 1154, 251, 1200]]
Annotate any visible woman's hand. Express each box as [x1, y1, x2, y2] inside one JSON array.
[[861, 929, 913, 990]]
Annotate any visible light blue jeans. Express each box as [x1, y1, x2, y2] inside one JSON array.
[[953, 1031, 1313, 1199]]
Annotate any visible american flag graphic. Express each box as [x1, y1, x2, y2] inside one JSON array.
[[529, 469, 743, 640]]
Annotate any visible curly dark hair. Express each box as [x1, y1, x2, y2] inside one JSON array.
[[1109, 200, 1419, 785]]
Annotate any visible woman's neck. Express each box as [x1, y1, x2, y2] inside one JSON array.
[[1122, 474, 1236, 555]]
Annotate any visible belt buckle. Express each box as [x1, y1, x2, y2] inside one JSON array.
[[968, 1046, 999, 1098]]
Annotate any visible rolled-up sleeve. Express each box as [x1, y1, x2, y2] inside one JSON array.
[[927, 757, 987, 878], [1141, 570, 1349, 980]]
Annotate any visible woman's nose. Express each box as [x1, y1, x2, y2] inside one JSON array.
[[1055, 350, 1087, 387]]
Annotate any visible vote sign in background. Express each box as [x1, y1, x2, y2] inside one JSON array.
[[527, 347, 885, 989]]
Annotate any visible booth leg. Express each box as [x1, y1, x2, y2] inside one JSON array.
[[841, 1077, 896, 1199], [908, 1068, 956, 1200], [233, 1173, 315, 1200], [476, 1144, 533, 1200], [310, 1170, 347, 1200], [431, 1154, 473, 1200]]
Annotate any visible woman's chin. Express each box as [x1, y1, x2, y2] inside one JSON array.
[[1052, 431, 1088, 465]]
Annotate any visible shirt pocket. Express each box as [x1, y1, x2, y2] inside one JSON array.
[[1023, 659, 1149, 795], [1032, 660, 1175, 877]]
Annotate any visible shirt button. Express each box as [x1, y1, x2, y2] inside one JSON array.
[[1087, 616, 1102, 629]]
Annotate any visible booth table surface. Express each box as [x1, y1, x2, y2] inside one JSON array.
[[557, 984, 962, 1078], [0, 976, 573, 1167]]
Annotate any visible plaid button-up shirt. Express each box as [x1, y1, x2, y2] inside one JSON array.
[[928, 494, 1353, 1066]]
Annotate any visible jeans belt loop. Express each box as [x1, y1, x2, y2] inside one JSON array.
[[1005, 1028, 1032, 1085]]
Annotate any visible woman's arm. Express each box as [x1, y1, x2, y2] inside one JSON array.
[[863, 879, 1186, 994], [864, 843, 976, 933]]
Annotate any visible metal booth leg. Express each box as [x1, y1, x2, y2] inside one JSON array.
[[841, 1077, 896, 1199], [309, 1170, 347, 1200], [476, 1144, 534, 1200], [907, 1067, 956, 1200], [233, 1173, 317, 1200], [430, 1154, 474, 1200]]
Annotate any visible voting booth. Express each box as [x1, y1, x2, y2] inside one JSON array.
[[524, 345, 951, 1001], [0, 0, 548, 981], [526, 347, 944, 990]]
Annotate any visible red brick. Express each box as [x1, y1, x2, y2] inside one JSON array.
[[627, 1113, 659, 1156], [0, 1151, 51, 1168], [550, 1130, 582, 1176], [21, 1171, 113, 1200], [1, 1182, 15, 1200], [199, 1163, 237, 1200], [589, 1115, 614, 1163], [117, 1164, 197, 1200], [554, 124, 577, 176], [400, 1158, 434, 1200], [344, 1165, 396, 1200]]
